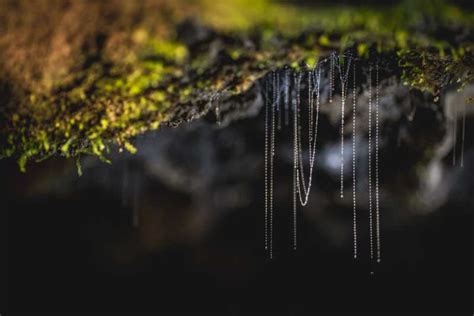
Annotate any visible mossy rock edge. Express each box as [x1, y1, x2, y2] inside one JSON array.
[[0, 0, 472, 172]]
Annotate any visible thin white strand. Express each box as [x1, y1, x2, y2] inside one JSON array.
[[293, 72, 299, 250], [352, 60, 358, 259], [335, 54, 353, 199], [296, 65, 322, 206], [375, 61, 381, 263], [264, 76, 269, 251], [269, 71, 276, 259], [368, 65, 374, 260]]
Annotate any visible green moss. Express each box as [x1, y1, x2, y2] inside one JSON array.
[[1, 0, 472, 171]]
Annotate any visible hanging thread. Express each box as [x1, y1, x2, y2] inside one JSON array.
[[262, 54, 383, 263], [352, 60, 358, 259], [375, 61, 381, 263], [368, 65, 374, 260]]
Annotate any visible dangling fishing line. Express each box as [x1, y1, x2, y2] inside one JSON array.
[[340, 61, 346, 199], [335, 53, 353, 199], [352, 60, 358, 259], [293, 71, 303, 250], [375, 61, 381, 263], [268, 72, 276, 259], [313, 65, 322, 181], [262, 53, 384, 261], [368, 65, 374, 260], [292, 72, 299, 251], [264, 75, 269, 251], [329, 54, 336, 103], [296, 72, 309, 205], [308, 70, 313, 147], [293, 62, 325, 251], [296, 66, 321, 206], [270, 71, 277, 259]]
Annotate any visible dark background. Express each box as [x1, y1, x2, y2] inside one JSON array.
[[2, 0, 474, 314], [2, 101, 473, 315]]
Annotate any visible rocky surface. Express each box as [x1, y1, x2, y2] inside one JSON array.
[[1, 0, 472, 170], [2, 1, 473, 313], [6, 69, 473, 258], [4, 76, 473, 313]]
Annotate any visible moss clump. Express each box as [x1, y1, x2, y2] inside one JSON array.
[[0, 37, 186, 171], [0, 0, 472, 171]]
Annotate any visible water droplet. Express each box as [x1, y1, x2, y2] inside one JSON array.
[[368, 64, 374, 260], [352, 59, 358, 260], [261, 55, 384, 263], [375, 61, 382, 263]]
